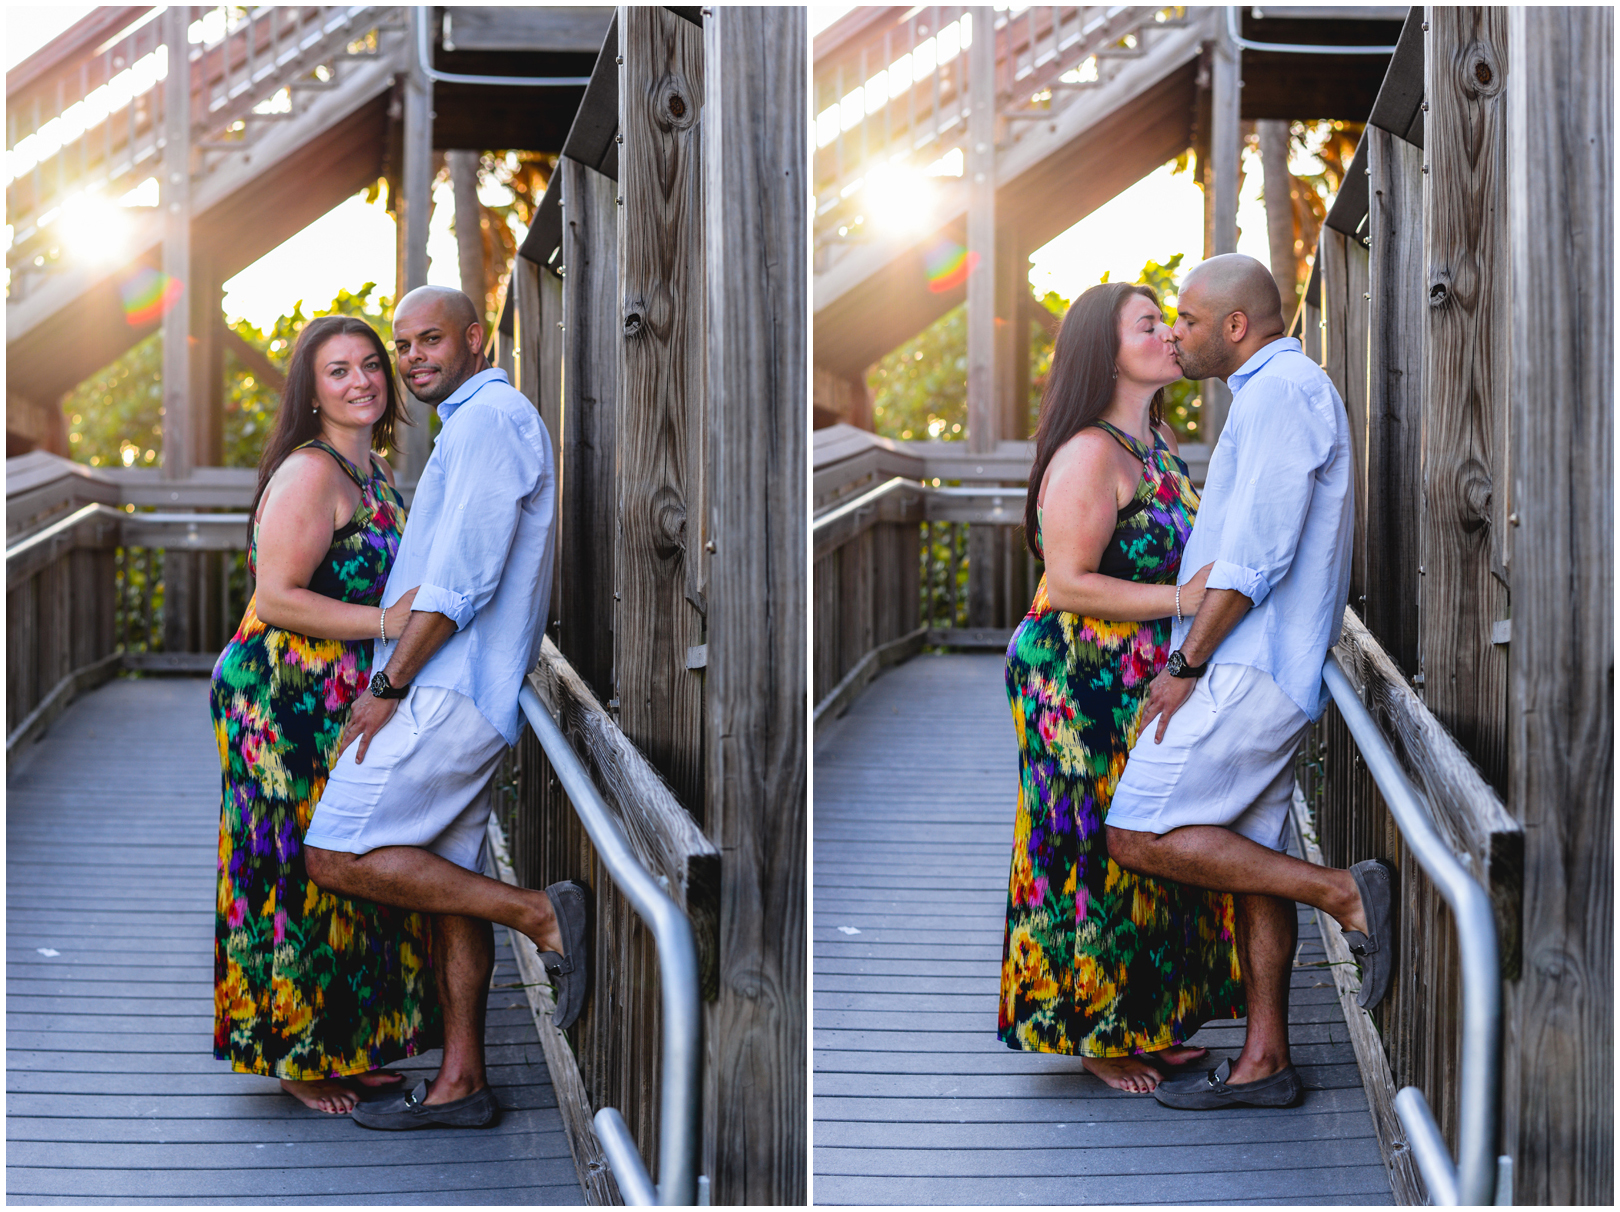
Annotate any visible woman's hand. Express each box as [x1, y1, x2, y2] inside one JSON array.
[[1178, 562, 1215, 616], [383, 586, 420, 640]]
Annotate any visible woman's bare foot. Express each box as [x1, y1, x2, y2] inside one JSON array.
[[1154, 1044, 1208, 1067], [280, 1077, 359, 1114], [1081, 1055, 1162, 1093], [344, 1069, 406, 1089]]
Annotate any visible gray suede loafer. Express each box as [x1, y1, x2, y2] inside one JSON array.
[[1342, 857, 1397, 1010], [350, 1080, 499, 1130], [539, 879, 590, 1031], [1152, 1059, 1303, 1110]]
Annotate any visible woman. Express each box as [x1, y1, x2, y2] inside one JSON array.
[[998, 282, 1245, 1093], [212, 315, 438, 1114]]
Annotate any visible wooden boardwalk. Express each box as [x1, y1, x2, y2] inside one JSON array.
[[6, 678, 584, 1206], [813, 653, 1395, 1206]]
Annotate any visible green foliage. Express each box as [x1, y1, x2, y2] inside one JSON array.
[[867, 253, 1208, 448], [63, 283, 401, 472]]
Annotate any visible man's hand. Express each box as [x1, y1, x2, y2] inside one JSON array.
[[340, 690, 399, 764], [1140, 668, 1198, 744]]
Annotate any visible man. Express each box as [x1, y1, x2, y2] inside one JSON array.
[[302, 286, 587, 1130], [1104, 254, 1395, 1111]]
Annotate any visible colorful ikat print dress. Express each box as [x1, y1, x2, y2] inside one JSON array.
[[212, 440, 442, 1079], [999, 420, 1245, 1058]]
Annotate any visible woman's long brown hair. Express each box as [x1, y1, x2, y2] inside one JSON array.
[[247, 315, 408, 546], [1023, 281, 1166, 559]]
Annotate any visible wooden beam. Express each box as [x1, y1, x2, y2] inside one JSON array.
[[1317, 228, 1370, 614], [1503, 6, 1612, 1205], [399, 7, 434, 481], [615, 4, 707, 822], [701, 10, 806, 1201], [220, 324, 286, 396], [559, 159, 619, 706], [160, 4, 192, 485], [965, 6, 996, 456], [1364, 126, 1424, 677], [448, 149, 486, 322], [1421, 6, 1510, 790], [536, 267, 563, 638]]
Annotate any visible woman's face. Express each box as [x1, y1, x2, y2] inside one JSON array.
[[1114, 293, 1182, 389], [311, 333, 389, 432]]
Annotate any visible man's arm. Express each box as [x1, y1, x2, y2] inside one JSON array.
[[340, 609, 458, 762], [1138, 587, 1252, 743]]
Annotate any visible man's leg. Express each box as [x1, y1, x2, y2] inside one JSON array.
[[1230, 892, 1297, 1084], [430, 913, 494, 1101], [1106, 823, 1367, 936]]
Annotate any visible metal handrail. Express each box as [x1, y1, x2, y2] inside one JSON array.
[[1224, 6, 1398, 54], [516, 683, 703, 1207], [1321, 653, 1502, 1207], [414, 5, 591, 88]]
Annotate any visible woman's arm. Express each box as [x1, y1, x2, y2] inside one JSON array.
[[1040, 431, 1208, 622], [252, 450, 418, 639]]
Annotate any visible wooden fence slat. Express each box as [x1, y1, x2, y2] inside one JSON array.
[[1318, 227, 1371, 612], [1502, 7, 1613, 1204], [615, 3, 707, 820], [1420, 6, 1510, 790], [560, 159, 621, 706], [1365, 126, 1425, 678], [700, 8, 807, 1204]]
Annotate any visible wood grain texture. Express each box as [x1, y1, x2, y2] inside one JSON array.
[[1420, 5, 1510, 790], [1364, 127, 1424, 678], [814, 655, 1393, 1206], [615, 3, 707, 820], [1317, 228, 1371, 611], [536, 266, 565, 637], [7, 679, 584, 1206], [559, 158, 620, 706], [700, 8, 807, 1204], [1502, 7, 1613, 1204]]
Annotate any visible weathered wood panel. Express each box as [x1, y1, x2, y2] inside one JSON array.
[[1317, 227, 1371, 612], [615, 3, 707, 819], [700, 8, 806, 1204], [1420, 6, 1510, 790], [559, 159, 620, 706], [1502, 7, 1613, 1204], [1364, 126, 1424, 678], [536, 267, 564, 637]]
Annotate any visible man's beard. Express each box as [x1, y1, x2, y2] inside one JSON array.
[[1172, 343, 1219, 381]]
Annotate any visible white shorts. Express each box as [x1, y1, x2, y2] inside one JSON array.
[[305, 685, 507, 873], [1107, 663, 1310, 852]]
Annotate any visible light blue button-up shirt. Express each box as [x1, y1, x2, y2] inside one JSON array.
[[377, 368, 555, 745], [1174, 337, 1354, 721]]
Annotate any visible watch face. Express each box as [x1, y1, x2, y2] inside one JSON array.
[[1166, 651, 1186, 677], [369, 672, 390, 696]]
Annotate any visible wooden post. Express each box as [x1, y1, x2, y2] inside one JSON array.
[[1365, 126, 1425, 677], [398, 6, 434, 481], [965, 8, 998, 627], [1503, 7, 1612, 1204], [615, 5, 706, 820], [512, 256, 543, 409], [1204, 6, 1242, 441], [536, 267, 563, 638], [448, 149, 486, 323], [1258, 118, 1295, 306], [1421, 6, 1510, 789], [701, 10, 806, 1202], [160, 4, 193, 655], [1317, 228, 1370, 614], [560, 159, 619, 705]]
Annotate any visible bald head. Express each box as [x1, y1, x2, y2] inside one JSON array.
[[392, 286, 488, 404], [1171, 254, 1289, 380]]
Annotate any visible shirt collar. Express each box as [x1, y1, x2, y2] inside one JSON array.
[[1227, 337, 1302, 393], [436, 367, 508, 422]]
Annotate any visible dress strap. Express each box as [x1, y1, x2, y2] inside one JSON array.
[[1092, 419, 1154, 463], [297, 439, 370, 490]]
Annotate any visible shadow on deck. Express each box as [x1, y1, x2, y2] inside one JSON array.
[[6, 678, 584, 1206], [812, 653, 1395, 1206]]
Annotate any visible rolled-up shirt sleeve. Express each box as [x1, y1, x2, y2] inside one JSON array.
[[1207, 381, 1335, 608], [415, 404, 541, 631]]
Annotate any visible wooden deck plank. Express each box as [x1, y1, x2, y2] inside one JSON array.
[[812, 653, 1394, 1206], [6, 678, 584, 1206]]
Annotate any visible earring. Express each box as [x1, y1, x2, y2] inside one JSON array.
[[312, 407, 319, 414]]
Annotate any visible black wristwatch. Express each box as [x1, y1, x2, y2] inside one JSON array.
[[369, 670, 410, 700], [1165, 650, 1208, 679]]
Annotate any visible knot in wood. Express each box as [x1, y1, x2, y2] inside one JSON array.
[[1459, 458, 1493, 529], [1461, 40, 1504, 99], [655, 75, 698, 131], [650, 485, 687, 559], [622, 299, 645, 339], [1428, 279, 1451, 309]]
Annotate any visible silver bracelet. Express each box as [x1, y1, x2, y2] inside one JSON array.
[[1175, 584, 1182, 624], [380, 605, 388, 644]]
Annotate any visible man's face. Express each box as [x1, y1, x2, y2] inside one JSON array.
[[392, 304, 477, 404], [1169, 281, 1230, 382]]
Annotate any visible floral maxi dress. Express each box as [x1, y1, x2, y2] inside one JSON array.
[[212, 440, 442, 1079], [999, 421, 1246, 1058]]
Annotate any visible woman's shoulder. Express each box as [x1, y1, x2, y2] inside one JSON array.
[[369, 450, 397, 486]]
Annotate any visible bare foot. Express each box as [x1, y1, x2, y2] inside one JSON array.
[[1081, 1055, 1162, 1093], [344, 1069, 405, 1089], [280, 1077, 358, 1114], [1154, 1044, 1208, 1067]]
